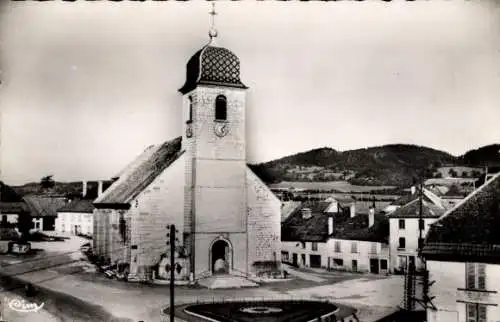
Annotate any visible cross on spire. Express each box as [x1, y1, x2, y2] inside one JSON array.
[[208, 2, 218, 43]]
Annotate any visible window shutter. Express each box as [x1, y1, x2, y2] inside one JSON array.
[[478, 264, 486, 290], [478, 304, 487, 322], [466, 303, 476, 322], [466, 263, 476, 289]]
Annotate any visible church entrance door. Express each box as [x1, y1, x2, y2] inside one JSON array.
[[211, 239, 230, 274]]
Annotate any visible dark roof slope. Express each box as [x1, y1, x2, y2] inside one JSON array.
[[387, 199, 446, 219], [281, 201, 334, 242], [58, 199, 94, 213], [1, 182, 24, 202], [281, 200, 389, 243], [94, 137, 183, 207], [23, 196, 67, 217], [0, 182, 29, 214], [422, 173, 500, 263], [333, 212, 389, 243]]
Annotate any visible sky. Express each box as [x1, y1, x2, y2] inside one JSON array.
[[0, 0, 499, 185]]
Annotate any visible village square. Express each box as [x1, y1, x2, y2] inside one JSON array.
[[1, 1, 500, 322]]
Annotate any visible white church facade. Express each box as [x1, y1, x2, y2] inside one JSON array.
[[93, 22, 282, 282]]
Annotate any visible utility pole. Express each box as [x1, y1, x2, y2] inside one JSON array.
[[166, 224, 178, 322], [418, 179, 424, 252]]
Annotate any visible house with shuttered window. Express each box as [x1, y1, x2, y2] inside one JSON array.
[[422, 172, 500, 322], [281, 199, 390, 275]]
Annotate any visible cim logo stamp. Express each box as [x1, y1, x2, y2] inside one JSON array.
[[7, 298, 44, 313]]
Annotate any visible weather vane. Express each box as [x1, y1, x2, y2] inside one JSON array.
[[208, 1, 218, 42]]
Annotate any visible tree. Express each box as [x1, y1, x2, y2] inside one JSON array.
[[448, 168, 458, 178], [40, 175, 55, 189], [462, 171, 469, 178]]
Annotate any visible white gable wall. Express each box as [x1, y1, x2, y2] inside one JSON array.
[[246, 167, 282, 276], [56, 212, 93, 235], [127, 153, 186, 279]]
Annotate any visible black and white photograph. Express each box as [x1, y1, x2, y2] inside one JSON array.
[[0, 0, 500, 321]]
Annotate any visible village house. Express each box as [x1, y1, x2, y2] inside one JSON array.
[[422, 172, 500, 322], [23, 195, 67, 232], [328, 207, 390, 274], [55, 180, 110, 236], [281, 199, 390, 274], [93, 26, 282, 283], [1, 181, 69, 233], [281, 201, 339, 268], [387, 188, 447, 274]]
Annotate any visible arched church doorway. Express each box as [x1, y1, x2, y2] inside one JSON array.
[[211, 239, 231, 274]]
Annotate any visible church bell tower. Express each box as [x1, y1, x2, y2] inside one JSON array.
[[179, 3, 249, 279]]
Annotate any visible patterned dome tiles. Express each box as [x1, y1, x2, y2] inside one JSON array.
[[179, 45, 246, 94]]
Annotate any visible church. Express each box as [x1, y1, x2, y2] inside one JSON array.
[[93, 9, 282, 282]]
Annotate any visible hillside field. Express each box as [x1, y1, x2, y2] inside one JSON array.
[[269, 181, 396, 193]]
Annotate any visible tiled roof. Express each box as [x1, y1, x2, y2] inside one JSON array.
[[111, 145, 160, 180], [333, 212, 389, 243], [281, 200, 389, 243], [95, 137, 183, 207], [58, 199, 94, 213], [23, 196, 67, 218], [386, 199, 445, 219], [422, 243, 500, 264], [422, 173, 500, 263], [281, 201, 335, 242]]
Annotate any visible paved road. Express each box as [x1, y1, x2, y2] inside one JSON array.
[[0, 237, 127, 322], [0, 237, 401, 322]]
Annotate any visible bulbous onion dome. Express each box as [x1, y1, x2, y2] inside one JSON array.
[[179, 44, 247, 94]]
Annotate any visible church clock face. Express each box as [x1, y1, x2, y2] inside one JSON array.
[[214, 122, 229, 137]]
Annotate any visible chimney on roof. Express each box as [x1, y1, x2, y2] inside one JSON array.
[[368, 207, 375, 228], [411, 186, 416, 195], [350, 203, 356, 218], [328, 216, 334, 235], [98, 181, 103, 197], [82, 181, 87, 198], [301, 207, 312, 219]]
